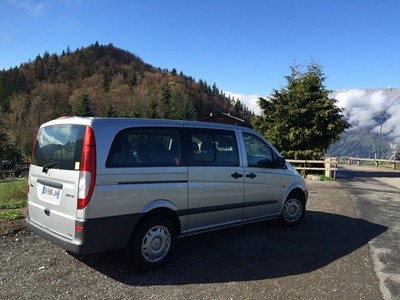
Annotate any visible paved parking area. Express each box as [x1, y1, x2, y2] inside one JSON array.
[[339, 166, 400, 300]]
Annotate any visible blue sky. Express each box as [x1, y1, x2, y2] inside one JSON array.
[[1, 0, 400, 113]]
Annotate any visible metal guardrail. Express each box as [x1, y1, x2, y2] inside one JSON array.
[[343, 157, 400, 170], [286, 158, 338, 179]]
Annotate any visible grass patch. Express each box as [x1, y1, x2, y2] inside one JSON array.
[[319, 175, 335, 181], [0, 198, 26, 209], [0, 178, 28, 221], [0, 209, 24, 221]]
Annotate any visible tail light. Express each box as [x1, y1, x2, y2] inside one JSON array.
[[77, 126, 96, 209], [29, 131, 40, 195]]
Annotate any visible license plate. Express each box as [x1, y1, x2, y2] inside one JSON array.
[[41, 185, 62, 200]]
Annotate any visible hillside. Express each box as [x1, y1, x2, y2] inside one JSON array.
[[0, 43, 253, 163]]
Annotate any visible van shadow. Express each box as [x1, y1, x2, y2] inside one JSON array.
[[77, 211, 387, 285]]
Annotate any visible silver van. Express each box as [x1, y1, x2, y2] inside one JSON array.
[[26, 117, 308, 269]]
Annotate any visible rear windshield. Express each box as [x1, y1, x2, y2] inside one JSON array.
[[32, 124, 86, 170]]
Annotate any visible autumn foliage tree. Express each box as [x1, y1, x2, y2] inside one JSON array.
[[253, 63, 350, 159], [0, 43, 253, 164]]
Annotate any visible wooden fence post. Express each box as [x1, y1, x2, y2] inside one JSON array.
[[324, 158, 337, 179]]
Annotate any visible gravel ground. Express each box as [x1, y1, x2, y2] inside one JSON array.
[[0, 178, 384, 299]]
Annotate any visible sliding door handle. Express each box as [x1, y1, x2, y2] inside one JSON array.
[[231, 172, 243, 179]]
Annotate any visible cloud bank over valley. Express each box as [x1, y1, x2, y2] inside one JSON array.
[[332, 88, 400, 147], [231, 87, 400, 155]]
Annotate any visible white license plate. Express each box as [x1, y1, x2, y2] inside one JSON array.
[[41, 185, 62, 200]]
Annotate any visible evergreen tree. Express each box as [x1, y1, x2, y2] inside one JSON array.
[[169, 88, 196, 120], [130, 99, 143, 118], [129, 70, 137, 87], [147, 96, 159, 119], [73, 93, 95, 117], [34, 55, 45, 81], [0, 112, 9, 171], [103, 98, 117, 117], [158, 82, 172, 118], [253, 62, 350, 159]]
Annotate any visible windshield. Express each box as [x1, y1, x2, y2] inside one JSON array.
[[32, 124, 86, 170]]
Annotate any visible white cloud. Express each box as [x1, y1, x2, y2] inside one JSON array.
[[11, 0, 44, 15], [224, 91, 262, 115], [332, 88, 400, 144]]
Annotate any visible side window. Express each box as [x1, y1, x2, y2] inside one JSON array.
[[187, 129, 239, 166], [243, 132, 275, 168], [106, 128, 182, 167]]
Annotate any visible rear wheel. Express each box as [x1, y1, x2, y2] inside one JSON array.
[[280, 193, 305, 226], [129, 216, 176, 270]]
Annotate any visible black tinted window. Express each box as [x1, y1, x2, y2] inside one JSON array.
[[106, 128, 183, 167]]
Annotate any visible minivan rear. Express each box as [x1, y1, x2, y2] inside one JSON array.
[[26, 117, 308, 270], [27, 119, 97, 252]]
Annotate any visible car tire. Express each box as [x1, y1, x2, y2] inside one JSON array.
[[279, 193, 305, 226], [129, 216, 176, 270]]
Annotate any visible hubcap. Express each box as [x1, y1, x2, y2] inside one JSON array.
[[141, 225, 171, 263], [283, 198, 302, 222]]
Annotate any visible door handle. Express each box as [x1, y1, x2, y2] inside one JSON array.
[[246, 173, 257, 179], [231, 172, 243, 179]]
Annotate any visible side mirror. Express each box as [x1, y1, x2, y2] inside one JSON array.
[[275, 157, 286, 168]]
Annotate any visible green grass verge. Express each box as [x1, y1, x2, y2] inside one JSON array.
[[0, 178, 28, 221], [0, 209, 24, 220]]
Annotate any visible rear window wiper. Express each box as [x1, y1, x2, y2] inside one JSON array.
[[42, 161, 61, 173]]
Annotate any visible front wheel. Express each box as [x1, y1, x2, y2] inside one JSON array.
[[280, 193, 305, 226], [128, 216, 176, 270]]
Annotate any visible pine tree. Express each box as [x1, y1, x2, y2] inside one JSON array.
[[253, 62, 350, 159], [73, 93, 95, 117], [0, 112, 9, 171], [158, 82, 172, 118], [103, 98, 117, 117]]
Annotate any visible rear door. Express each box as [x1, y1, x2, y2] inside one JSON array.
[[185, 128, 244, 232], [28, 124, 86, 240]]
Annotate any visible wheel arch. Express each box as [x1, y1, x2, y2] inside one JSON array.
[[284, 184, 308, 206], [287, 187, 306, 202], [129, 205, 181, 246]]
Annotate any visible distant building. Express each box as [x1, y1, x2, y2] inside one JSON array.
[[201, 113, 245, 126]]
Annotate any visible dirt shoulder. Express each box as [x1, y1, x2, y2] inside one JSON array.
[[0, 216, 26, 236]]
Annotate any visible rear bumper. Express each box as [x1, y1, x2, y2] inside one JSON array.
[[25, 213, 143, 255]]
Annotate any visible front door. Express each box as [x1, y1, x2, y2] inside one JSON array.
[[241, 132, 282, 220]]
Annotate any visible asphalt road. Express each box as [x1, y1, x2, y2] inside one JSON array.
[[1, 166, 399, 299], [338, 165, 400, 300]]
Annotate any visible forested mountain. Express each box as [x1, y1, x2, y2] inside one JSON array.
[[327, 87, 400, 159], [0, 42, 252, 163]]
